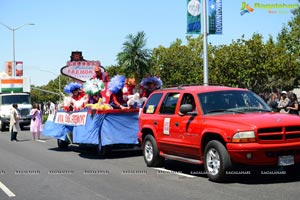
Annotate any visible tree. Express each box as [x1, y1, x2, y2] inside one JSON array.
[[116, 31, 152, 90], [105, 64, 124, 77], [277, 2, 300, 88], [31, 75, 70, 104], [152, 36, 203, 87]]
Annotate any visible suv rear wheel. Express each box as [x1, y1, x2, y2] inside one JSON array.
[[204, 140, 232, 182], [143, 135, 164, 167]]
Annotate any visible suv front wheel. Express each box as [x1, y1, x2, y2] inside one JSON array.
[[143, 135, 164, 167], [204, 140, 232, 182]]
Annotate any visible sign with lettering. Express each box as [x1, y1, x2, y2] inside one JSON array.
[[55, 112, 88, 126], [61, 61, 100, 82]]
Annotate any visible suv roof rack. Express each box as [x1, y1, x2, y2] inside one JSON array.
[[163, 83, 224, 90]]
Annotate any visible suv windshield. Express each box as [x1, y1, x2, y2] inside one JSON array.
[[198, 90, 271, 115], [1, 95, 31, 105]]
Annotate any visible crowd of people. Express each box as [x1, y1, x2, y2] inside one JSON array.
[[267, 90, 299, 115]]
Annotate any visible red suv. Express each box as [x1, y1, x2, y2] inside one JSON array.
[[138, 85, 300, 182]]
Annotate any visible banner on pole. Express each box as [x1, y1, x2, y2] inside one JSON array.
[[187, 0, 201, 34], [15, 61, 23, 77], [208, 0, 222, 34], [5, 61, 13, 76]]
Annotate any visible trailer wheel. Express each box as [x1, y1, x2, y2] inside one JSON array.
[[0, 121, 6, 132], [97, 145, 111, 158], [57, 139, 69, 149]]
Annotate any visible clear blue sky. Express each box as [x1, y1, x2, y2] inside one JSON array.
[[0, 0, 298, 86]]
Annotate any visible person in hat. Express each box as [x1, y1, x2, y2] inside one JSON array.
[[64, 82, 88, 111], [92, 65, 109, 82], [91, 64, 110, 103], [277, 91, 290, 113], [140, 76, 163, 98], [108, 75, 128, 109], [82, 78, 105, 104]]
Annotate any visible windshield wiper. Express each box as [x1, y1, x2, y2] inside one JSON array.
[[238, 107, 271, 112], [206, 109, 245, 114]]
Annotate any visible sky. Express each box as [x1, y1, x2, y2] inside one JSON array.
[[0, 0, 299, 86]]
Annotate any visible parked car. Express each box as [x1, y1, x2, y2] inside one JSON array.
[[138, 85, 300, 182]]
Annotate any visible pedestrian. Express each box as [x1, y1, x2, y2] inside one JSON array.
[[9, 103, 20, 142], [268, 92, 279, 112], [286, 93, 299, 116], [277, 91, 290, 113], [30, 103, 43, 140]]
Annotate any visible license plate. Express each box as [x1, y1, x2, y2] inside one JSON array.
[[278, 155, 294, 166]]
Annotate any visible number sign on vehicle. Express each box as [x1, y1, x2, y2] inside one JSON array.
[[278, 155, 294, 166], [163, 118, 170, 135]]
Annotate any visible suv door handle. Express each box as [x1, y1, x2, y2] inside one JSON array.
[[153, 121, 158, 125], [175, 122, 179, 127]]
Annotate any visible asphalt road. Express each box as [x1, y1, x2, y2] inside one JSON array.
[[0, 129, 300, 200]]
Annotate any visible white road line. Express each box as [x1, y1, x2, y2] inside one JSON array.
[[153, 167, 196, 178], [0, 180, 16, 197]]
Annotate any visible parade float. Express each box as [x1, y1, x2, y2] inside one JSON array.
[[42, 52, 142, 156]]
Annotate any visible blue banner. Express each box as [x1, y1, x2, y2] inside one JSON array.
[[187, 0, 201, 34], [208, 0, 222, 34], [100, 112, 139, 146], [42, 110, 139, 146]]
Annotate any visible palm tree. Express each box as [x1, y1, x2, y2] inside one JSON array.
[[117, 31, 152, 91]]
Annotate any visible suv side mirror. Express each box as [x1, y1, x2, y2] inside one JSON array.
[[179, 104, 194, 115]]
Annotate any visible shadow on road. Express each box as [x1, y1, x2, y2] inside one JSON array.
[[48, 145, 143, 160], [48, 147, 72, 152], [78, 147, 143, 160], [161, 160, 300, 184], [15, 139, 32, 142]]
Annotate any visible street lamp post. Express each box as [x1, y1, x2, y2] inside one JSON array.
[[0, 22, 35, 76], [39, 69, 62, 102]]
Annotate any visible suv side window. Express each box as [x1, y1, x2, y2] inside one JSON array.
[[160, 93, 180, 114], [143, 93, 163, 114], [180, 93, 196, 112]]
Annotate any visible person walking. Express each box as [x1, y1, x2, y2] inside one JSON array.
[[30, 103, 43, 140], [9, 103, 20, 142]]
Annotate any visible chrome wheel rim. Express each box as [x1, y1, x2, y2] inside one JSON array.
[[206, 148, 221, 176], [144, 141, 153, 162]]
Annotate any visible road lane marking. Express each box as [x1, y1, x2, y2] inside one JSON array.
[[153, 167, 196, 178], [36, 139, 46, 143], [0, 180, 16, 197]]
